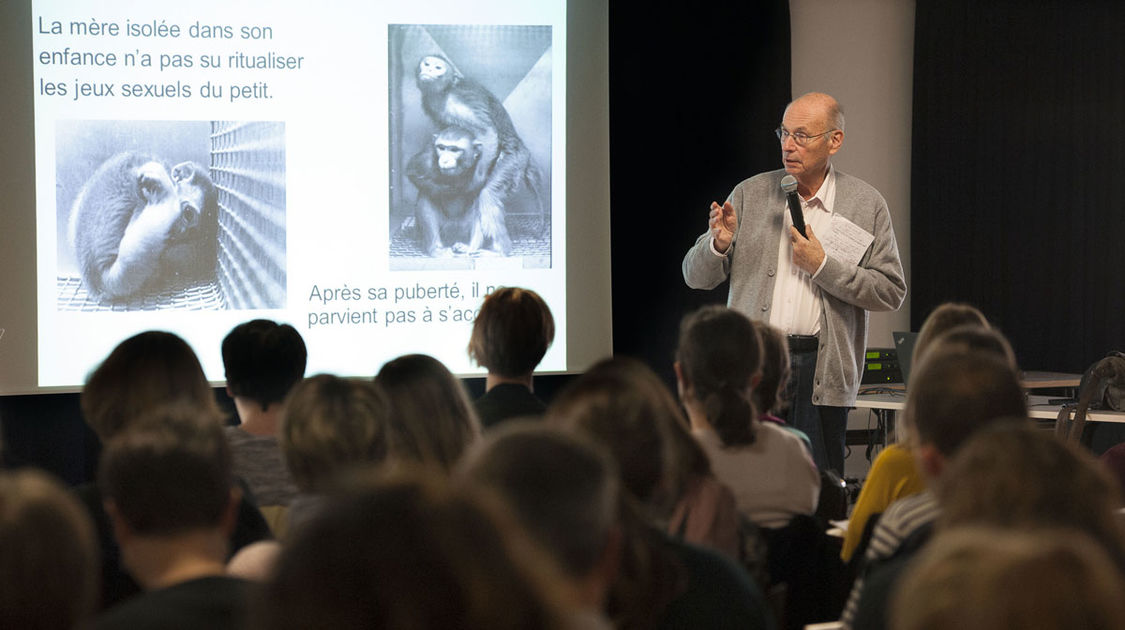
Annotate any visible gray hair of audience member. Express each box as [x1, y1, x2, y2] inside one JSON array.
[[890, 527, 1125, 630], [460, 423, 621, 580], [81, 330, 220, 442], [99, 403, 234, 535], [904, 346, 1026, 457], [251, 470, 569, 630], [222, 319, 308, 410], [468, 286, 556, 378], [0, 469, 98, 630], [936, 421, 1125, 572], [675, 305, 763, 447], [373, 354, 481, 473], [546, 356, 701, 516], [913, 302, 990, 366], [750, 321, 790, 416], [281, 375, 391, 491]]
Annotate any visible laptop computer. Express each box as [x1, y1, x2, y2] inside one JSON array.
[[893, 331, 920, 388]]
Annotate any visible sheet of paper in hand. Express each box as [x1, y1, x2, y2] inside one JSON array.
[[822, 214, 874, 267]]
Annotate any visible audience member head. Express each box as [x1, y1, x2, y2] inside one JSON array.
[[0, 470, 98, 630], [547, 357, 690, 514], [253, 471, 568, 630], [904, 347, 1025, 478], [99, 403, 236, 539], [913, 302, 989, 365], [373, 354, 480, 472], [81, 330, 219, 442], [280, 375, 390, 492], [222, 319, 307, 411], [925, 324, 1018, 371], [546, 359, 695, 627], [751, 321, 790, 417], [460, 424, 621, 607], [891, 527, 1125, 630], [936, 421, 1125, 570], [468, 287, 555, 379], [675, 305, 762, 446]]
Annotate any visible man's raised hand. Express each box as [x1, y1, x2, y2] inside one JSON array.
[[709, 201, 738, 252]]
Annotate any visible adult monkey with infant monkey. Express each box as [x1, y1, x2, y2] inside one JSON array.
[[407, 125, 491, 256], [415, 54, 535, 256]]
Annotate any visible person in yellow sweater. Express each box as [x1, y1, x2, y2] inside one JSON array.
[[841, 302, 989, 562]]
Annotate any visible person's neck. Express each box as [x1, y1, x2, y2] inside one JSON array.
[[122, 530, 230, 591], [233, 398, 283, 436], [681, 398, 713, 433], [485, 373, 533, 392], [797, 164, 830, 200]]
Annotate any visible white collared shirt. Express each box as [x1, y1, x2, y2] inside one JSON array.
[[768, 166, 836, 335]]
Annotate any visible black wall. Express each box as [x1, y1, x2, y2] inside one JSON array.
[[911, 0, 1125, 373]]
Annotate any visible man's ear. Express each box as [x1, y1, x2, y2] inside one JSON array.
[[220, 487, 242, 537], [914, 442, 946, 480], [673, 361, 690, 399], [104, 499, 134, 547]]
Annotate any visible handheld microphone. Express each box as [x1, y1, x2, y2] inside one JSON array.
[[780, 175, 806, 239]]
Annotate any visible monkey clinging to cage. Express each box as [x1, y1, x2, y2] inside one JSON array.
[[69, 152, 219, 300]]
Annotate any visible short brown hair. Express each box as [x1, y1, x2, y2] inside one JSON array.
[[468, 287, 555, 377], [461, 424, 620, 578], [905, 349, 1025, 456], [374, 354, 480, 472], [936, 421, 1125, 570], [547, 357, 690, 513], [892, 527, 1125, 630], [98, 403, 232, 535], [252, 471, 567, 630], [81, 330, 219, 442], [281, 375, 390, 491], [0, 470, 98, 630]]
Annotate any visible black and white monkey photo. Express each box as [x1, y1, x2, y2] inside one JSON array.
[[388, 25, 552, 267], [406, 125, 514, 256], [68, 152, 218, 300], [54, 119, 288, 311]]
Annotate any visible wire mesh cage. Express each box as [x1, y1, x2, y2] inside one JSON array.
[[211, 121, 287, 309]]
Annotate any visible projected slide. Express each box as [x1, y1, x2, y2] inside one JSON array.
[[31, 1, 567, 387]]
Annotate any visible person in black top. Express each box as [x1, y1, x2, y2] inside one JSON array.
[[77, 331, 270, 611], [95, 405, 252, 630], [468, 286, 555, 429]]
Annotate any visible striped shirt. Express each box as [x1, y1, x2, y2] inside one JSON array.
[[840, 490, 940, 628]]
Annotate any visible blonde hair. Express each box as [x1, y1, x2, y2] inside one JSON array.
[[281, 375, 390, 491], [892, 527, 1125, 630]]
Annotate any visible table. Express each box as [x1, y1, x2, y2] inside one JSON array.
[[853, 372, 1124, 448]]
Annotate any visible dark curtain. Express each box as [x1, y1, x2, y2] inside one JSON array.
[[609, 1, 792, 380], [911, 0, 1125, 372]]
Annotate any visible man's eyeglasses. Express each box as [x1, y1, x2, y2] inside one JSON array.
[[774, 127, 836, 147]]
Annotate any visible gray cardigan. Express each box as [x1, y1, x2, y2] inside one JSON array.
[[682, 168, 906, 407]]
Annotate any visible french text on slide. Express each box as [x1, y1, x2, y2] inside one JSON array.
[[307, 281, 500, 329], [35, 16, 304, 103]]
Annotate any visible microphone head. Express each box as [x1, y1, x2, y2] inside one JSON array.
[[780, 175, 798, 194]]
